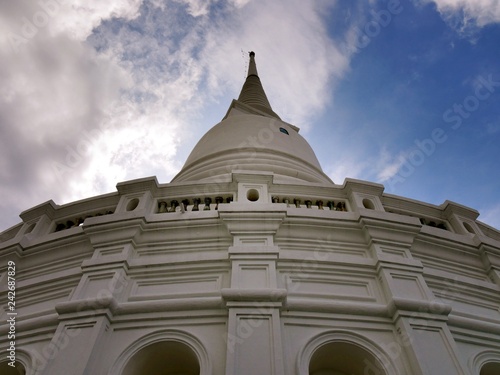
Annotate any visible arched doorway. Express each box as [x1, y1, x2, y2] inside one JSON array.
[[122, 340, 200, 375], [309, 341, 386, 375], [0, 361, 26, 375], [480, 362, 500, 375]]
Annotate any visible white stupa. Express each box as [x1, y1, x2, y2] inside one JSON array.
[[1, 52, 500, 375]]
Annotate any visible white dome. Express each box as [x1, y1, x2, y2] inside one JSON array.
[[172, 113, 332, 184]]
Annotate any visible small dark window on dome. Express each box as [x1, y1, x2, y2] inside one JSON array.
[[279, 127, 289, 135]]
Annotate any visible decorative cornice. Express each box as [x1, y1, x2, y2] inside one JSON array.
[[219, 210, 286, 236], [20, 200, 58, 222]]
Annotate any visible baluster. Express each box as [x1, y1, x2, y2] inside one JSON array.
[[204, 197, 212, 210], [169, 200, 179, 212], [181, 199, 190, 212], [215, 196, 223, 210], [158, 201, 167, 213], [192, 198, 201, 211], [55, 223, 66, 232]]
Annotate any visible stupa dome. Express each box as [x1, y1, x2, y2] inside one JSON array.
[[173, 52, 332, 185], [173, 112, 331, 184]]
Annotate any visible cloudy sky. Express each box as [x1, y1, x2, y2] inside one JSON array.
[[1, 0, 499, 231]]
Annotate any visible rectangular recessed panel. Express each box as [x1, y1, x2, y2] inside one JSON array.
[[83, 275, 114, 298], [132, 275, 221, 297], [235, 316, 273, 374], [17, 290, 71, 316], [380, 246, 408, 258], [432, 292, 500, 319], [412, 328, 464, 375], [391, 275, 425, 299], [239, 237, 269, 245], [239, 266, 269, 289], [287, 275, 376, 301]]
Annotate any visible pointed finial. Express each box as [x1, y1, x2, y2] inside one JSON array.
[[247, 51, 258, 77], [236, 51, 281, 119]]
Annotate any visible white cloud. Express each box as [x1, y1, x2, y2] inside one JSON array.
[[325, 146, 415, 187], [0, 1, 142, 230], [201, 0, 350, 129], [0, 1, 143, 50], [49, 0, 143, 41], [418, 0, 500, 34], [0, 0, 358, 231], [174, 0, 214, 17], [228, 0, 252, 8], [376, 147, 410, 183], [325, 157, 371, 185]]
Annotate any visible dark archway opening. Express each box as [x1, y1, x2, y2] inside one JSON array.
[[309, 341, 387, 375], [0, 361, 26, 375], [480, 362, 500, 375], [122, 340, 200, 375]]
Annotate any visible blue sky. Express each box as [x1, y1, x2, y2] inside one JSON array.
[[1, 0, 499, 231]]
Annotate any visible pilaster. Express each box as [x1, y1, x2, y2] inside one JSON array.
[[361, 214, 469, 375], [219, 205, 286, 375], [38, 212, 141, 374], [477, 237, 500, 287]]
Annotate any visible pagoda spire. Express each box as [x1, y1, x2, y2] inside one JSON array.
[[247, 50, 259, 77], [237, 51, 281, 119]]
